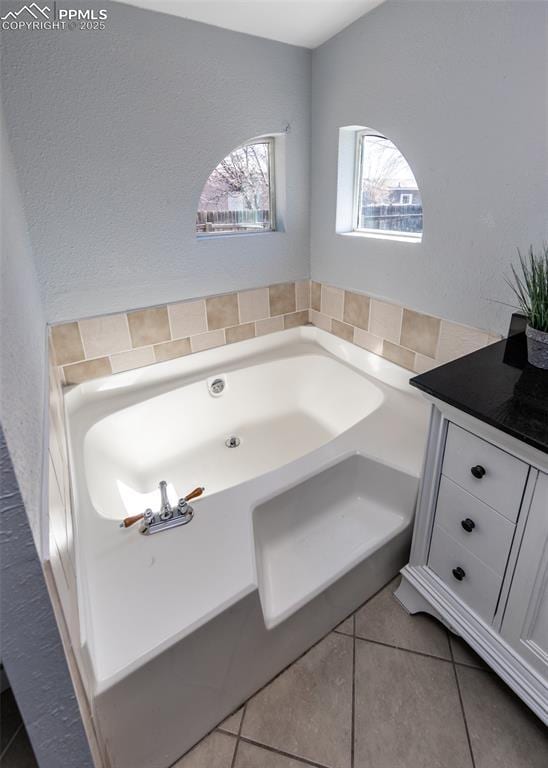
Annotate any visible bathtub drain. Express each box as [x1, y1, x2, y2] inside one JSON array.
[[225, 436, 241, 448]]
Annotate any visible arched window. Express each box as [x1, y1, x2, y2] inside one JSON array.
[[353, 131, 422, 239], [196, 139, 275, 235]]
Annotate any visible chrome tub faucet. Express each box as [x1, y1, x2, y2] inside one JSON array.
[[120, 481, 204, 535]]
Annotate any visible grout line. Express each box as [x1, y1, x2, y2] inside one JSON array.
[[76, 319, 91, 361], [332, 627, 353, 638], [237, 735, 333, 768], [236, 292, 242, 326], [350, 614, 356, 768], [229, 703, 246, 768], [203, 298, 209, 332], [122, 311, 133, 353], [449, 635, 477, 768], [354, 634, 455, 664], [453, 658, 493, 672], [0, 723, 23, 761], [166, 304, 175, 342]]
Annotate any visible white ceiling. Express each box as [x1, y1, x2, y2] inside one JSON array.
[[116, 0, 384, 49]]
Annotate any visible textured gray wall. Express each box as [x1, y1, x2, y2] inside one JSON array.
[[310, 1, 548, 335], [0, 427, 93, 768], [1, 1, 311, 323], [0, 109, 46, 552], [1, 106, 92, 765]]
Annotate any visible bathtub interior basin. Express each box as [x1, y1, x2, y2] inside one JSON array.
[[253, 453, 418, 628], [83, 353, 384, 520]]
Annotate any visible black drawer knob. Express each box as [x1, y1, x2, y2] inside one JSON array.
[[471, 465, 486, 479], [452, 566, 466, 581], [461, 518, 475, 533]]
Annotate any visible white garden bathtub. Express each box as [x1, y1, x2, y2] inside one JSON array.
[[65, 325, 429, 768]]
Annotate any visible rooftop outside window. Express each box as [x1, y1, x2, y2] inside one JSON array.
[[354, 132, 422, 240]]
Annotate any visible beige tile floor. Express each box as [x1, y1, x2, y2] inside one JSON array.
[[173, 578, 548, 768]]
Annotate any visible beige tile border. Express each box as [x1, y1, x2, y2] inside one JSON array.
[[369, 299, 402, 344], [238, 288, 269, 324], [78, 314, 131, 359], [320, 284, 344, 320], [256, 315, 284, 336], [307, 283, 500, 373], [154, 337, 191, 363], [269, 282, 297, 316], [50, 279, 500, 385], [50, 282, 308, 385], [168, 299, 207, 339], [110, 346, 155, 374]]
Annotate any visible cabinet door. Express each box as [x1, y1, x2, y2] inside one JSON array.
[[501, 471, 548, 680]]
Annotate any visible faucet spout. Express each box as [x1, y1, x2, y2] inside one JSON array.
[[159, 480, 171, 515]]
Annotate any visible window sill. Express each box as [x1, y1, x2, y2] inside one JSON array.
[[196, 230, 279, 241], [338, 231, 422, 244]]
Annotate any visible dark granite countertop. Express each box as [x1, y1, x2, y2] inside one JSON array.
[[410, 332, 548, 455]]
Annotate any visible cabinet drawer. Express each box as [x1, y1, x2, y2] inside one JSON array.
[[428, 525, 503, 623], [435, 476, 515, 577], [443, 423, 528, 521]]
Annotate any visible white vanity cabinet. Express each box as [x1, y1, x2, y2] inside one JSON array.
[[396, 401, 548, 724]]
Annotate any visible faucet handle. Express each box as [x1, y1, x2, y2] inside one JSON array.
[[120, 512, 144, 528], [119, 507, 154, 529], [177, 486, 205, 517], [182, 486, 205, 503]]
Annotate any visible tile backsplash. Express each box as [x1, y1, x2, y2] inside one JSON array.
[[50, 281, 311, 385], [49, 280, 500, 386], [308, 281, 500, 375]]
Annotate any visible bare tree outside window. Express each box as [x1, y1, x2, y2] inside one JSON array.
[[355, 133, 422, 237], [196, 140, 274, 234]]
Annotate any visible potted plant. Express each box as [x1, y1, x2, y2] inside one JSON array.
[[508, 245, 548, 370]]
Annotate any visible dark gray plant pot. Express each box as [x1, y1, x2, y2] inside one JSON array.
[[526, 325, 548, 370]]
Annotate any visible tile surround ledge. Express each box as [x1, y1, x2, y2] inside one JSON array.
[[309, 281, 500, 376], [49, 280, 500, 385]]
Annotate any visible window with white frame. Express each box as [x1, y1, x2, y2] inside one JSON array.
[[196, 139, 275, 235], [353, 131, 422, 239]]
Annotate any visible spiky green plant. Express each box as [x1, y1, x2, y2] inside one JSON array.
[[507, 245, 548, 333]]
